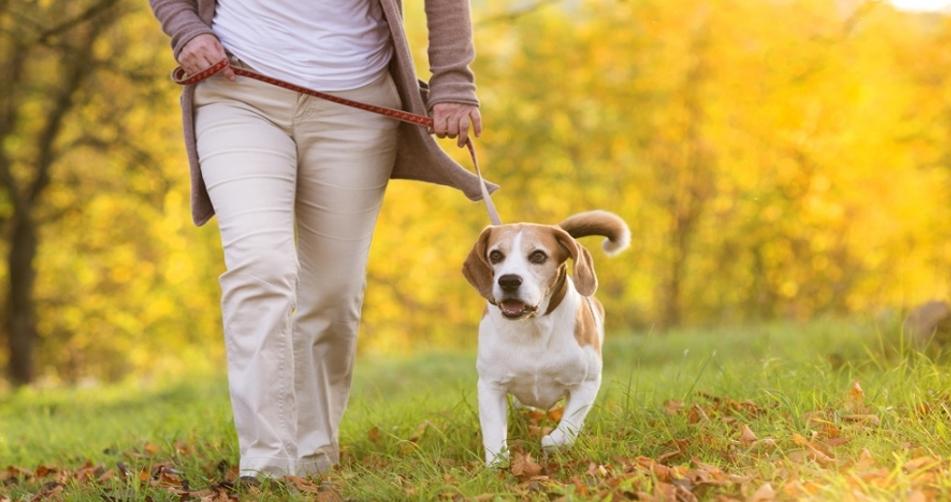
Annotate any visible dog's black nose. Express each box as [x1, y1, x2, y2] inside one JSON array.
[[498, 274, 522, 292]]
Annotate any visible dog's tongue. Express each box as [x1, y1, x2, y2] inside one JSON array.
[[500, 300, 527, 316]]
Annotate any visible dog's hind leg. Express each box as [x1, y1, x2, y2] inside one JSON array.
[[541, 377, 601, 450], [478, 379, 510, 467]]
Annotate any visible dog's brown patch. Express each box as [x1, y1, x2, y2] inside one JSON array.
[[574, 297, 601, 353], [543, 265, 568, 315]]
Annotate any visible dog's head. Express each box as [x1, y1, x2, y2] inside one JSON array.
[[462, 223, 597, 320]]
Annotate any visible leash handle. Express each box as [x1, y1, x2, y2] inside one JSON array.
[[173, 59, 502, 225]]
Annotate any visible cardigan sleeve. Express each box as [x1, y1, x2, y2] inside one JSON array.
[[424, 0, 480, 109], [148, 0, 216, 61]]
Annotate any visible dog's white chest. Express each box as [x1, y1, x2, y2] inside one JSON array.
[[476, 296, 601, 410]]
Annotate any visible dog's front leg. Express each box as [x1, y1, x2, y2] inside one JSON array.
[[477, 378, 509, 466], [542, 377, 601, 450]]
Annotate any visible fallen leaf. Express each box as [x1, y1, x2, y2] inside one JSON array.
[[367, 426, 381, 443], [285, 475, 321, 494], [688, 405, 710, 424], [174, 440, 193, 455], [739, 424, 758, 444], [664, 400, 684, 415], [34, 464, 55, 478], [849, 381, 864, 402], [907, 490, 927, 502], [510, 452, 543, 478], [842, 414, 880, 426], [749, 482, 775, 501], [408, 421, 431, 443]]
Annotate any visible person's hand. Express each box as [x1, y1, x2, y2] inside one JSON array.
[[431, 103, 482, 147], [178, 34, 236, 81]]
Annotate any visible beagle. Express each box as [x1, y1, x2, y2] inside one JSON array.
[[462, 210, 630, 466]]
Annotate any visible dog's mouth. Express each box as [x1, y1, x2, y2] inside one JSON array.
[[498, 299, 537, 319]]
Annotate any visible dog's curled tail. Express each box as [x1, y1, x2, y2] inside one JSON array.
[[558, 210, 631, 256]]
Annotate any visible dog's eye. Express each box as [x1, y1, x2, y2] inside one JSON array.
[[488, 250, 504, 264], [529, 250, 547, 264]]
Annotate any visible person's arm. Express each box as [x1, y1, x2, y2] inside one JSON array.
[[148, 0, 235, 80], [425, 0, 483, 146]]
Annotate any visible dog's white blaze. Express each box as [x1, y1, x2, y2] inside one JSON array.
[[491, 230, 544, 308]]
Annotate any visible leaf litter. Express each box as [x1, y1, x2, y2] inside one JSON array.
[[4, 380, 950, 500]]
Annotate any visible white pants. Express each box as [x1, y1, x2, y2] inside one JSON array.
[[194, 59, 401, 477]]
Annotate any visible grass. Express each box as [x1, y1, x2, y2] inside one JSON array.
[[2, 317, 950, 500]]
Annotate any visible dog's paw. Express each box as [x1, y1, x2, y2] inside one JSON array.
[[485, 450, 510, 469], [541, 428, 577, 450]]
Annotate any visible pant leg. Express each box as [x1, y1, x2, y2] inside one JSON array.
[[290, 69, 402, 475], [193, 73, 302, 477]]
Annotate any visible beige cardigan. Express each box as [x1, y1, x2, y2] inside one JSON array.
[[149, 0, 499, 226]]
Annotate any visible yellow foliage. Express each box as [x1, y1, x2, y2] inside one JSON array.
[[2, 0, 950, 381]]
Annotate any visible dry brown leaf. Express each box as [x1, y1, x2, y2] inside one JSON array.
[[285, 475, 322, 494], [95, 468, 115, 483], [749, 482, 775, 501], [657, 449, 682, 464], [547, 405, 565, 422], [528, 424, 553, 438], [739, 424, 758, 444], [904, 456, 941, 473], [849, 381, 864, 402], [842, 414, 880, 426], [511, 452, 543, 478], [525, 409, 546, 425], [317, 488, 343, 502], [143, 442, 161, 455], [907, 490, 928, 502], [570, 475, 588, 496], [756, 438, 777, 449], [688, 405, 710, 424], [367, 426, 381, 443], [408, 421, 431, 443], [35, 464, 56, 478], [664, 399, 684, 415]]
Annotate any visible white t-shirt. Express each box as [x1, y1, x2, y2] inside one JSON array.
[[212, 1, 393, 91]]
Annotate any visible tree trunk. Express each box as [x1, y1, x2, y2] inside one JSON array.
[[7, 213, 38, 386]]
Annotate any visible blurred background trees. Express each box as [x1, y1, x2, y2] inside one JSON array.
[[0, 0, 948, 386]]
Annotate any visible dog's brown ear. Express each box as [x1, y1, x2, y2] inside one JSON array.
[[462, 226, 495, 302], [552, 226, 598, 296]]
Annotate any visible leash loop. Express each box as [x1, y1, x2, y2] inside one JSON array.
[[173, 59, 502, 225]]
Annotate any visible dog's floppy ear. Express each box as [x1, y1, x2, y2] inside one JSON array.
[[552, 226, 598, 296], [462, 226, 495, 302]]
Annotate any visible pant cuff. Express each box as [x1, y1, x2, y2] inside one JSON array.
[[295, 444, 339, 477], [239, 455, 297, 478]]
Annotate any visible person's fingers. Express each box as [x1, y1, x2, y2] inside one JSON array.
[[457, 115, 470, 147], [447, 111, 461, 138], [222, 66, 237, 81], [207, 41, 236, 81], [182, 53, 202, 75], [471, 109, 483, 138], [198, 51, 217, 71], [435, 112, 449, 137], [210, 38, 227, 60]]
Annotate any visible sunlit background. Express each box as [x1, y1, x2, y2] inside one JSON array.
[[0, 0, 948, 388], [891, 0, 951, 11]]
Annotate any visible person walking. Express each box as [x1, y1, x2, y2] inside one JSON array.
[[148, 0, 497, 478]]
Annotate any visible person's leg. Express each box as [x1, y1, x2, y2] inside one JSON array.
[[290, 69, 402, 475], [194, 73, 301, 477]]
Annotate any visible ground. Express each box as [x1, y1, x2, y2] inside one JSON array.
[[1, 318, 949, 500]]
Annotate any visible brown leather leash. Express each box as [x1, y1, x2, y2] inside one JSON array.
[[172, 58, 502, 225]]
